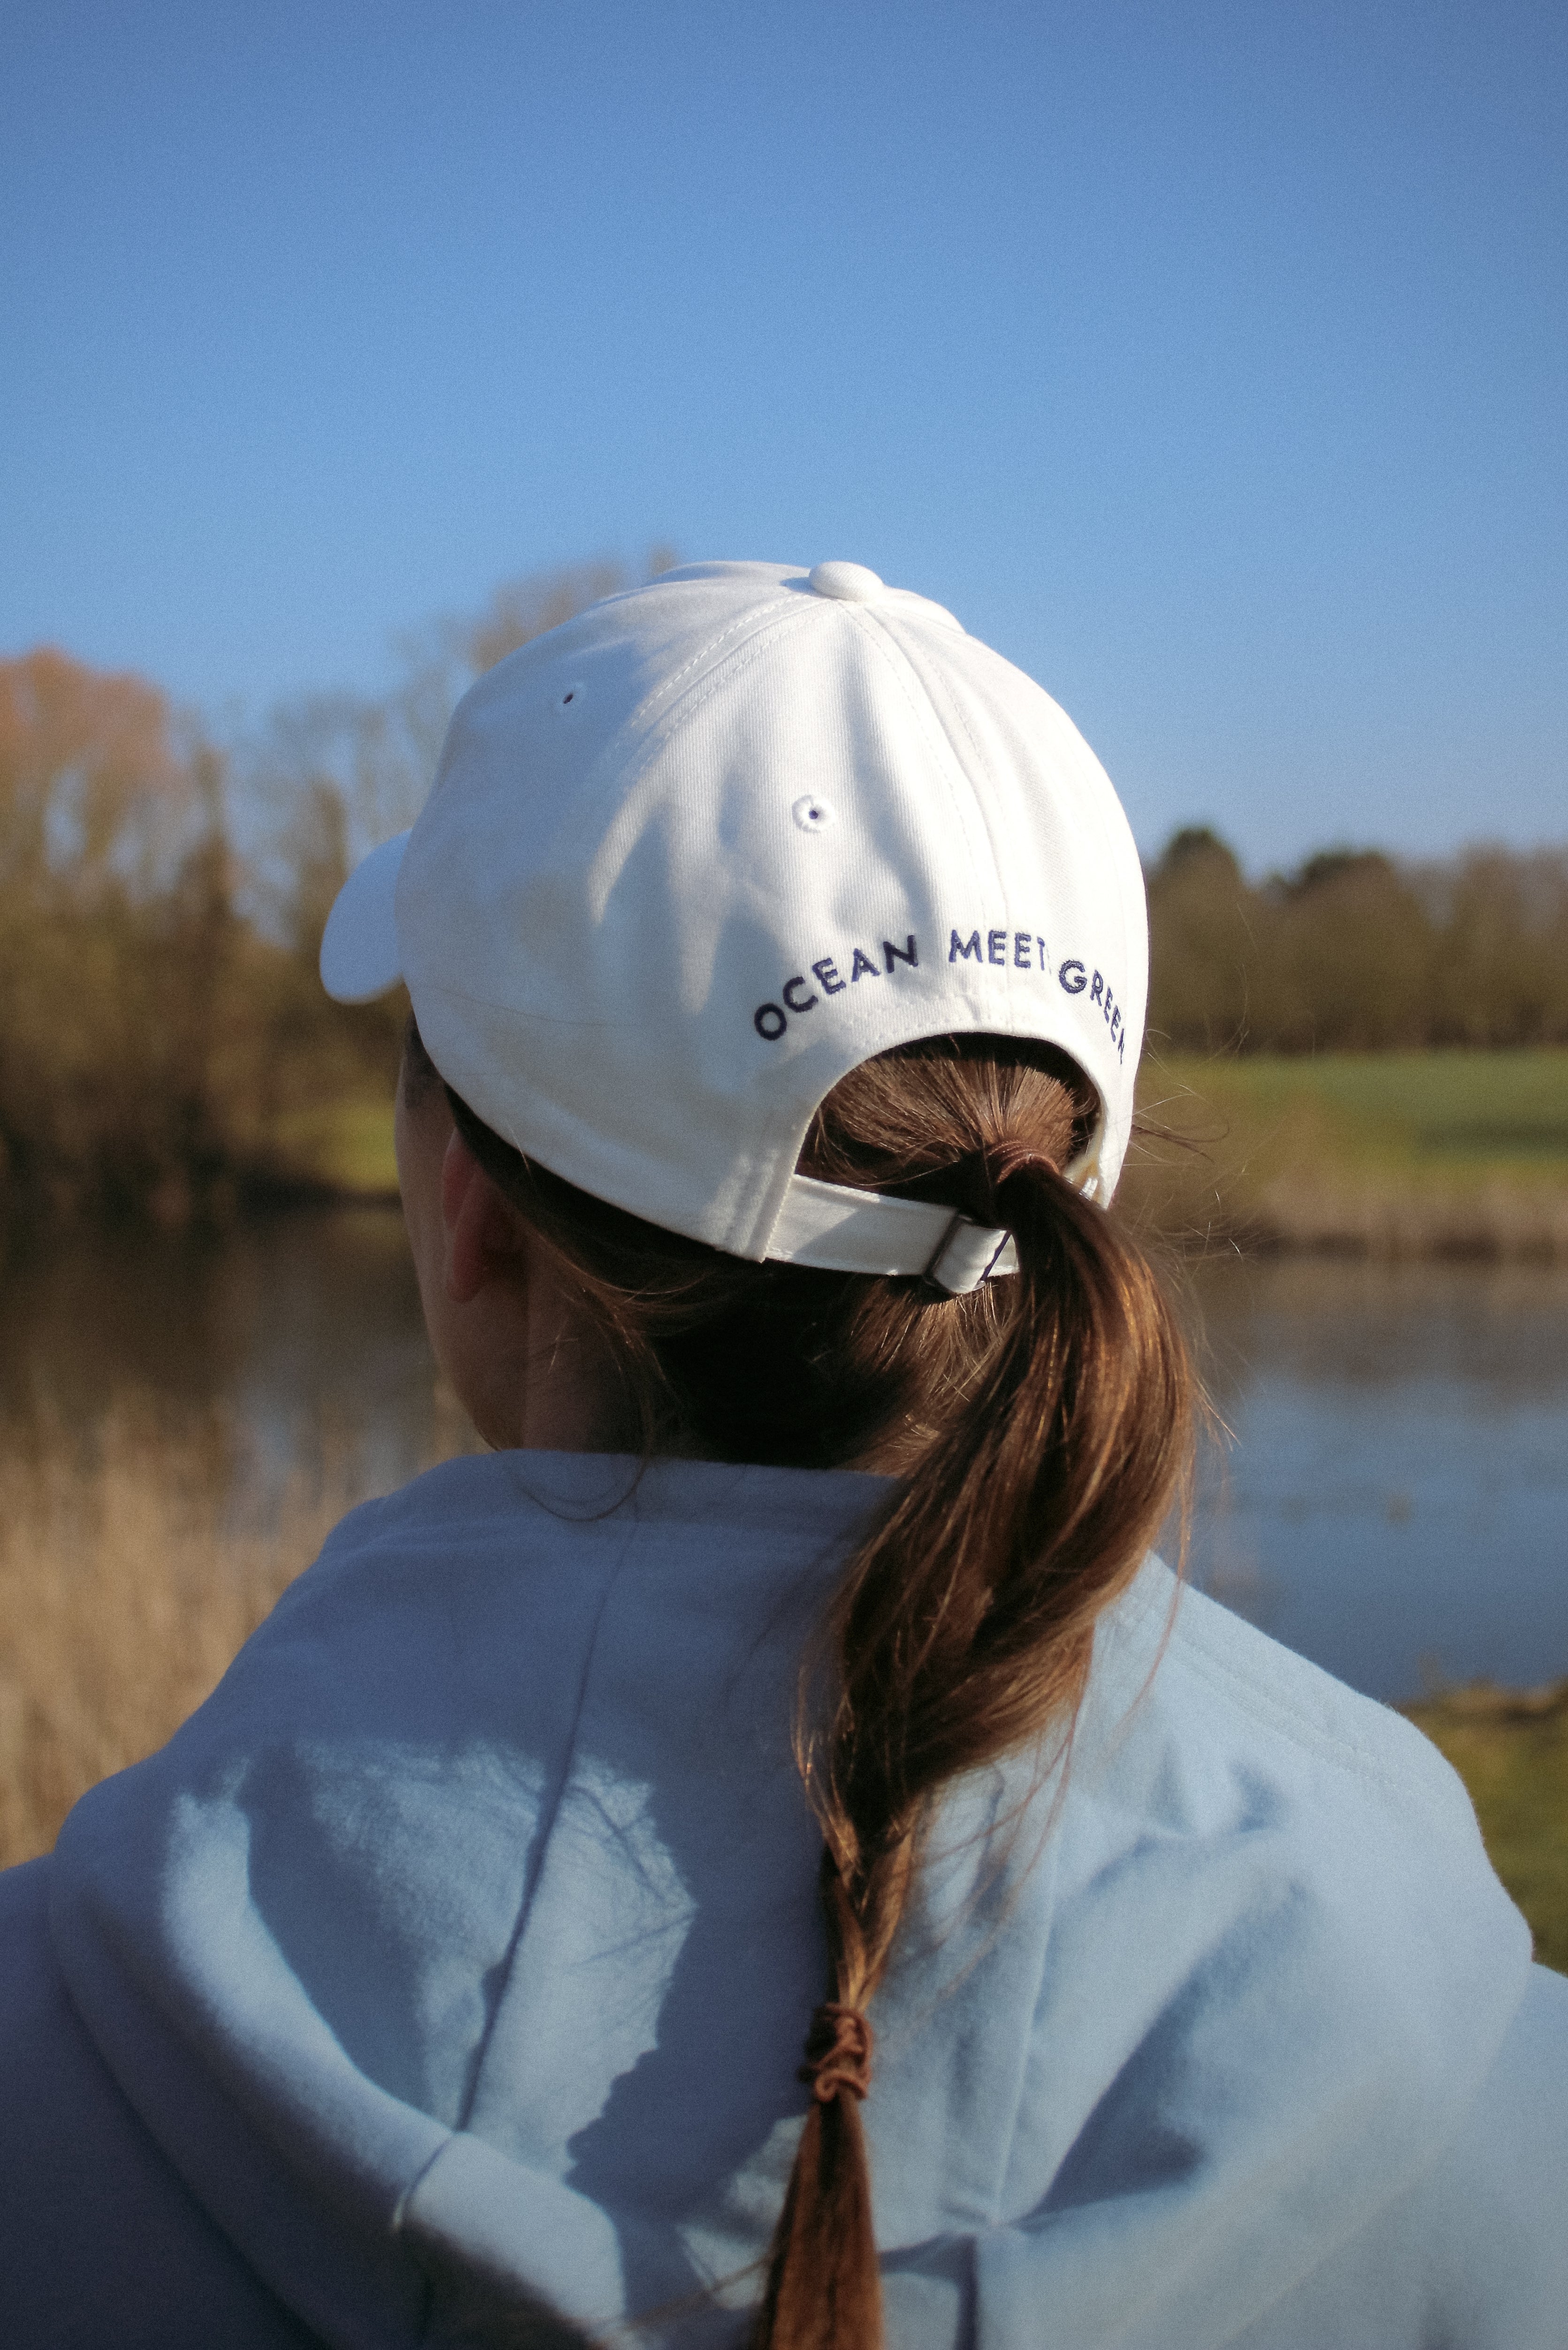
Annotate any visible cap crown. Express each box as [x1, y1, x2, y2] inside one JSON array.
[[398, 561, 1147, 1257]]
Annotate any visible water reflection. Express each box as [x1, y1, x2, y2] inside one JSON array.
[[2, 1217, 1564, 1704], [1189, 1257, 1568, 1699], [0, 1208, 470, 1505]]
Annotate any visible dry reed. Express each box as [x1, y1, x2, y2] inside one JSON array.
[[0, 1399, 392, 1868], [1241, 1174, 1568, 1260]]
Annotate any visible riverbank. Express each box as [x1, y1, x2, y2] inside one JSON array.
[[1124, 1047, 1568, 1258], [2, 1400, 1561, 1970], [264, 1046, 1568, 1261], [1401, 1681, 1568, 1973]]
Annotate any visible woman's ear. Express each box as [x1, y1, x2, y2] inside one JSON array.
[[441, 1129, 528, 1304]]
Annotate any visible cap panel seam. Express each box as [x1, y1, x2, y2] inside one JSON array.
[[873, 612, 999, 797], [831, 607, 1125, 1190], [870, 613, 1140, 1140], [416, 606, 834, 1262], [574, 605, 826, 846], [505, 605, 829, 979], [858, 608, 1021, 1016], [637, 604, 823, 749], [833, 604, 1004, 920], [725, 605, 1010, 1256], [623, 594, 798, 736], [906, 624, 1027, 1021]]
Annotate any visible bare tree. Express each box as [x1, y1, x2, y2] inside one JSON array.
[[252, 551, 680, 918]]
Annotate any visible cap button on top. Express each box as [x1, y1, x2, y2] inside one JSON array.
[[807, 561, 885, 604]]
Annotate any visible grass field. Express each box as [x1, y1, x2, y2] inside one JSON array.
[[1401, 1682, 1568, 1974], [1146, 1047, 1568, 1175], [268, 1096, 402, 1198], [268, 1048, 1568, 1258], [1124, 1047, 1568, 1256]]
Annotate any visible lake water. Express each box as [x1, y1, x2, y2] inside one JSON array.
[[2, 1212, 1565, 1704], [1186, 1255, 1568, 1699]]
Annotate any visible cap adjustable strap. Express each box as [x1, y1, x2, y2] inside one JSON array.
[[764, 1175, 1017, 1294], [926, 1215, 1018, 1293]]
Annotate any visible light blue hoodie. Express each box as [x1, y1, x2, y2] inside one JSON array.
[[2, 1451, 1564, 2347]]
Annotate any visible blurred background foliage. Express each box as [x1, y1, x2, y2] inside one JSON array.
[[0, 559, 671, 1220], [1147, 826, 1568, 1054], [0, 560, 1563, 1226]]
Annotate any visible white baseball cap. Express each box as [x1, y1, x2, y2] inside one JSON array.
[[321, 560, 1147, 1295]]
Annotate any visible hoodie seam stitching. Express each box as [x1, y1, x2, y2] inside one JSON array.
[[987, 1844, 1065, 2227], [448, 1533, 639, 2143], [1167, 1620, 1484, 1828]]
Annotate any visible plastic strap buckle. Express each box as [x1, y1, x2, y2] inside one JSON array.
[[924, 1215, 1017, 1296]]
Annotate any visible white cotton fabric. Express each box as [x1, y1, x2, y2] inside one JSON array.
[[1, 1450, 1565, 2347], [319, 561, 1148, 1253]]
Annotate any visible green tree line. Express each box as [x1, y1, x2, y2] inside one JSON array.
[[1, 571, 1562, 1220], [1148, 828, 1568, 1054], [0, 644, 388, 1218], [0, 561, 667, 1220]]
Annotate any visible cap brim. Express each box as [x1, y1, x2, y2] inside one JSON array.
[[319, 830, 411, 1003]]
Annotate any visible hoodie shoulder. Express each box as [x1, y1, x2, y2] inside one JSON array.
[[1175, 1572, 1482, 1828], [970, 1564, 1544, 2350], [1093, 1558, 1488, 1842], [0, 1858, 322, 2348]]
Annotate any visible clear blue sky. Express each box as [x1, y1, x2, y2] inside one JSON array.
[[2, 0, 1563, 869]]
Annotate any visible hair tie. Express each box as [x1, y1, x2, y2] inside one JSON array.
[[991, 1144, 1060, 1185], [798, 2002, 875, 2104]]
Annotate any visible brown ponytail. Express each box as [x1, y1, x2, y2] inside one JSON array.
[[420, 1021, 1196, 2348]]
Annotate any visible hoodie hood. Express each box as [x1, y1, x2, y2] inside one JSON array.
[[46, 1451, 1533, 2347]]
